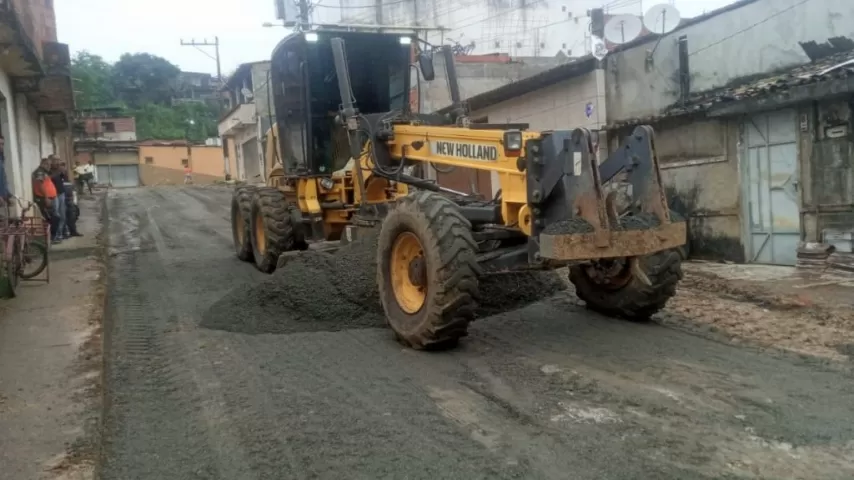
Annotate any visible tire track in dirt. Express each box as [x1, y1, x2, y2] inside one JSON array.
[[100, 190, 261, 479]]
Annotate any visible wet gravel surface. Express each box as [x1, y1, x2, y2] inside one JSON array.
[[100, 186, 854, 480]]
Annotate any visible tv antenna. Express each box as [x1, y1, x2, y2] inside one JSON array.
[[643, 3, 681, 35], [603, 15, 643, 45], [643, 3, 682, 68]]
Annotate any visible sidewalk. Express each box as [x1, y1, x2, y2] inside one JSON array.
[[0, 193, 105, 480]]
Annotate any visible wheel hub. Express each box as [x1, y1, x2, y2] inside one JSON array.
[[585, 258, 632, 289], [390, 232, 427, 314], [408, 256, 426, 287]]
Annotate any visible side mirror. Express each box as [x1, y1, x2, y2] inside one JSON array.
[[418, 51, 435, 81]]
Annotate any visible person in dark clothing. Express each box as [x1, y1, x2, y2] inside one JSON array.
[[49, 156, 68, 242], [62, 180, 82, 238]]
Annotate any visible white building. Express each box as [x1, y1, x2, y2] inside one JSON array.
[[309, 0, 665, 58], [0, 1, 75, 204]]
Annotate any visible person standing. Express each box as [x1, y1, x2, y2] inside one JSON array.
[[49, 156, 68, 243], [62, 179, 82, 238], [73, 159, 94, 195], [183, 164, 193, 184], [32, 158, 58, 244]]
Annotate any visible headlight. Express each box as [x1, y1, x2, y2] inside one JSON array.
[[305, 32, 318, 43], [503, 130, 523, 151], [399, 36, 412, 45], [319, 177, 334, 190]]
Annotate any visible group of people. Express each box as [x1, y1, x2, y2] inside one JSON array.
[[32, 155, 83, 244]]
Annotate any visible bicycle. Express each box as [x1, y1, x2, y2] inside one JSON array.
[[0, 196, 50, 297]]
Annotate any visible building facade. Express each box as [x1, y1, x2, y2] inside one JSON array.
[[73, 108, 140, 187], [139, 141, 230, 185], [218, 61, 273, 184], [0, 0, 75, 203], [603, 0, 854, 267]]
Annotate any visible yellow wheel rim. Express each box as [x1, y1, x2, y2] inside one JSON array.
[[390, 232, 427, 314], [254, 211, 266, 255], [236, 210, 245, 245]]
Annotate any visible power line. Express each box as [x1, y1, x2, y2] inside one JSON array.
[[689, 0, 812, 56], [180, 37, 223, 86], [314, 0, 410, 8]]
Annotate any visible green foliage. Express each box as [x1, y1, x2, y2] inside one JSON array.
[[72, 50, 220, 141], [71, 51, 117, 108]]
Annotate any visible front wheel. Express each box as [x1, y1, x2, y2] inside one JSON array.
[[377, 192, 481, 350], [19, 239, 48, 279], [569, 248, 683, 320]]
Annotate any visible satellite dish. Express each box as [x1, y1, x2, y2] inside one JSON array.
[[643, 4, 681, 35], [603, 15, 642, 45]]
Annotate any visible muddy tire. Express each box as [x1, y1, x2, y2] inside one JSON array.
[[249, 187, 305, 274], [569, 248, 683, 321], [231, 186, 257, 262], [377, 191, 481, 350]]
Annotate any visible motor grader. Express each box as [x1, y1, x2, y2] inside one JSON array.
[[230, 30, 686, 350]]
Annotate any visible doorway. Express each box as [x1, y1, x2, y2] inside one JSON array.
[[741, 109, 801, 265]]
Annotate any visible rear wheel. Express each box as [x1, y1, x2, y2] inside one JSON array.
[[569, 248, 683, 320], [231, 186, 257, 262], [250, 187, 305, 273], [377, 192, 480, 350]]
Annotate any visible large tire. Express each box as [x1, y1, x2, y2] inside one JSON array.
[[249, 187, 305, 273], [231, 186, 257, 262], [377, 191, 481, 350], [569, 248, 683, 321]]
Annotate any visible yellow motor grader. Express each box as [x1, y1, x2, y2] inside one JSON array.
[[230, 30, 686, 350]]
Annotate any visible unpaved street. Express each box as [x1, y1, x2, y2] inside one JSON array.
[[100, 186, 854, 480]]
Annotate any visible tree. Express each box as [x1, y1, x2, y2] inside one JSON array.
[[71, 51, 117, 109], [111, 53, 181, 108]]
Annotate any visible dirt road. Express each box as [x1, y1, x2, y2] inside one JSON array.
[[100, 186, 854, 480]]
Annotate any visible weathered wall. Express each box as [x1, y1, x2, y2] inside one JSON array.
[[15, 93, 41, 201], [473, 70, 604, 129], [420, 54, 570, 113], [139, 165, 223, 186], [139, 145, 227, 179], [799, 99, 854, 249], [605, 0, 854, 122], [610, 117, 744, 261]]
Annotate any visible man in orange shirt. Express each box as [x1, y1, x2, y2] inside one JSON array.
[[32, 157, 59, 244], [183, 165, 192, 184]]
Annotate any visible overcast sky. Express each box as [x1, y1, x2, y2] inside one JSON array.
[[55, 0, 735, 75]]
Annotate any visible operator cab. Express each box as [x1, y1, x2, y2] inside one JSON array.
[[270, 30, 416, 177]]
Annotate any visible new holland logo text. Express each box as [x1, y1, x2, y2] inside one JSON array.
[[431, 141, 499, 161]]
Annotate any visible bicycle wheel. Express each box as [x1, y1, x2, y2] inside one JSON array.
[[20, 239, 48, 279]]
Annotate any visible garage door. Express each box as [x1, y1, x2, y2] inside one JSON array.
[[96, 165, 140, 188]]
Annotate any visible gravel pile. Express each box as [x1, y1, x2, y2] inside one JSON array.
[[201, 228, 567, 335]]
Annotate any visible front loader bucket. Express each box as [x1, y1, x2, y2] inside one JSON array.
[[525, 126, 686, 262]]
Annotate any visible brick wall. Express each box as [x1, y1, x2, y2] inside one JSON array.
[[81, 117, 136, 135]]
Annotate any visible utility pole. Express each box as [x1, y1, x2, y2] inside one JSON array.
[[298, 0, 310, 31], [180, 37, 222, 86]]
